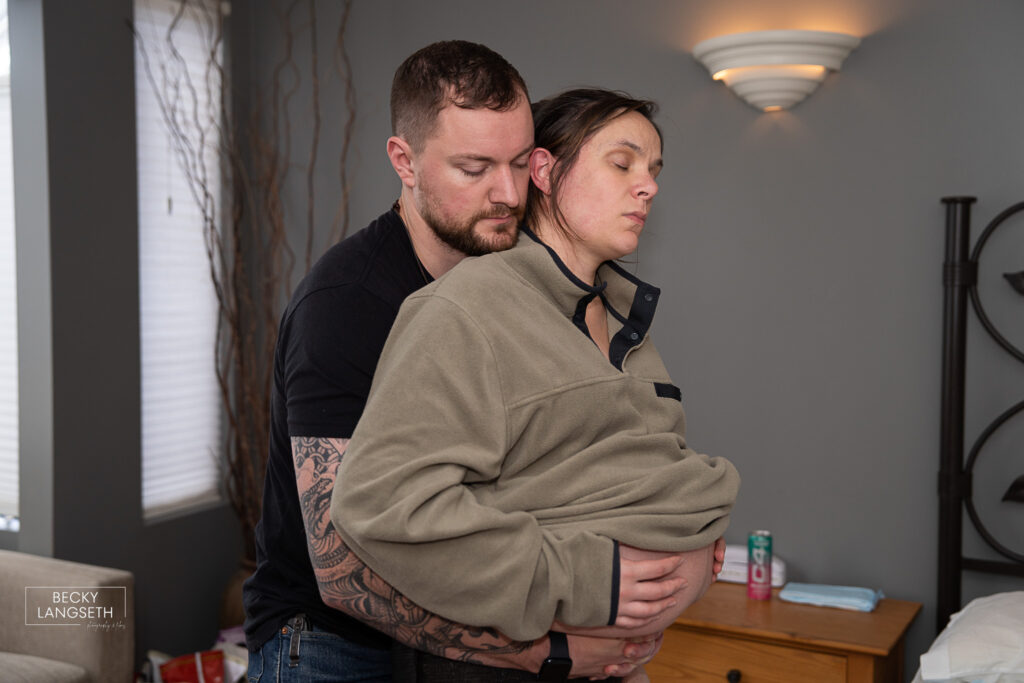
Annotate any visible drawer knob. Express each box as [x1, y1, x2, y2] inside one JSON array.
[[726, 670, 742, 682]]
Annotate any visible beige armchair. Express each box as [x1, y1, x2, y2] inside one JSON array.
[[0, 549, 135, 683]]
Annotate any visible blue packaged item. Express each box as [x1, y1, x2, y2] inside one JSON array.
[[778, 582, 884, 612]]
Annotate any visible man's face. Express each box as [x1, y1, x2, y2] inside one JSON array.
[[411, 97, 534, 256]]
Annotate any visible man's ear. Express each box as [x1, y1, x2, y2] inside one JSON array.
[[387, 136, 417, 188], [530, 148, 555, 195]]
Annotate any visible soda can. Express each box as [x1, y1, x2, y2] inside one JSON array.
[[747, 530, 772, 600]]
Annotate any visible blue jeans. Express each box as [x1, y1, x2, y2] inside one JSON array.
[[247, 617, 391, 683]]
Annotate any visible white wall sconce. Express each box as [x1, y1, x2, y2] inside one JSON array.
[[693, 29, 860, 112]]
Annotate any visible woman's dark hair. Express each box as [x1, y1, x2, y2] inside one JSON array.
[[525, 88, 661, 239]]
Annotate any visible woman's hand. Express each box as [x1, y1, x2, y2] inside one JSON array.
[[615, 548, 687, 629], [578, 543, 719, 636], [712, 537, 726, 581]]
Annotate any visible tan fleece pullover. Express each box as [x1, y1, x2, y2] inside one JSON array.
[[332, 229, 740, 641]]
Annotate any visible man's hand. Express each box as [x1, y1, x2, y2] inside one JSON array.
[[564, 632, 662, 680], [620, 664, 652, 683]]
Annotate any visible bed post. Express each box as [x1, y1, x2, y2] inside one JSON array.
[[936, 196, 975, 633]]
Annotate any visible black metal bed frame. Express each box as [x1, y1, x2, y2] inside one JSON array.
[[937, 196, 1024, 633]]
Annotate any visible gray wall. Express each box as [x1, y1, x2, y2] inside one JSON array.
[[9, 0, 241, 664], [257, 0, 1024, 674]]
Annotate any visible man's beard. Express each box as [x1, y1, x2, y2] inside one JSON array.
[[421, 202, 523, 257]]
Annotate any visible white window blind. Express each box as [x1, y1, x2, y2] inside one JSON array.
[[0, 2, 19, 520], [135, 0, 224, 518]]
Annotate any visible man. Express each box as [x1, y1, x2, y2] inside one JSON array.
[[243, 41, 682, 682]]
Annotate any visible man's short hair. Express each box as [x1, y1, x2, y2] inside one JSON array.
[[391, 40, 529, 151]]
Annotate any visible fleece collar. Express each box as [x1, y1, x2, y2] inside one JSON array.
[[505, 226, 662, 369]]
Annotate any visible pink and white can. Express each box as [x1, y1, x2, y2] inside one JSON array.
[[747, 530, 772, 600]]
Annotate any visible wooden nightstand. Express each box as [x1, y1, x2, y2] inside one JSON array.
[[648, 582, 921, 683]]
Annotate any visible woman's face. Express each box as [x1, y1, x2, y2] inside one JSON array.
[[555, 112, 662, 264]]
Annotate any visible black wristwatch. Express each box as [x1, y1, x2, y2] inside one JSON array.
[[537, 630, 573, 682]]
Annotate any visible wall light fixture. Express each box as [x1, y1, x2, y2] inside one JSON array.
[[693, 29, 860, 112]]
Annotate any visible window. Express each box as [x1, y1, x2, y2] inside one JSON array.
[[0, 0, 19, 526], [135, 0, 224, 518]]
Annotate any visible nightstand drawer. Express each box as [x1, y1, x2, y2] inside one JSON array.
[[648, 583, 921, 683], [650, 627, 847, 682]]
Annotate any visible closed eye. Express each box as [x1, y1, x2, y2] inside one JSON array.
[[609, 153, 632, 171]]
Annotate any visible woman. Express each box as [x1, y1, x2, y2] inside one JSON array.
[[332, 89, 740, 681]]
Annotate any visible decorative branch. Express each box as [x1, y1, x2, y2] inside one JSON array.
[[133, 0, 356, 561], [330, 0, 356, 245]]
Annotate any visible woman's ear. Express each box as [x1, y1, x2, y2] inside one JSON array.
[[530, 148, 555, 195], [387, 136, 417, 188]]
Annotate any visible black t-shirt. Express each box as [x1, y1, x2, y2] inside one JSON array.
[[242, 208, 429, 651]]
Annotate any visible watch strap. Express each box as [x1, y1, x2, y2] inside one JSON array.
[[537, 630, 572, 682]]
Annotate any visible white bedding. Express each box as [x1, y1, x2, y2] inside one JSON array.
[[913, 592, 1024, 683]]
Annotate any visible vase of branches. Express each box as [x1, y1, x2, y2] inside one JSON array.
[[134, 0, 356, 626]]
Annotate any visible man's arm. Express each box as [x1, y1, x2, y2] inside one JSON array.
[[293, 435, 656, 677]]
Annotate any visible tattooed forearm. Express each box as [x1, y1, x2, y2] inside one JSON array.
[[291, 436, 538, 668]]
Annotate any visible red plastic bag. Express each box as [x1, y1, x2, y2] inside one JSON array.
[[159, 649, 224, 683]]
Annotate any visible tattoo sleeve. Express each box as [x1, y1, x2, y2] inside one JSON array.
[[292, 436, 539, 669]]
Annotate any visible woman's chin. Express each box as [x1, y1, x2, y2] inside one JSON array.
[[612, 238, 640, 260]]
